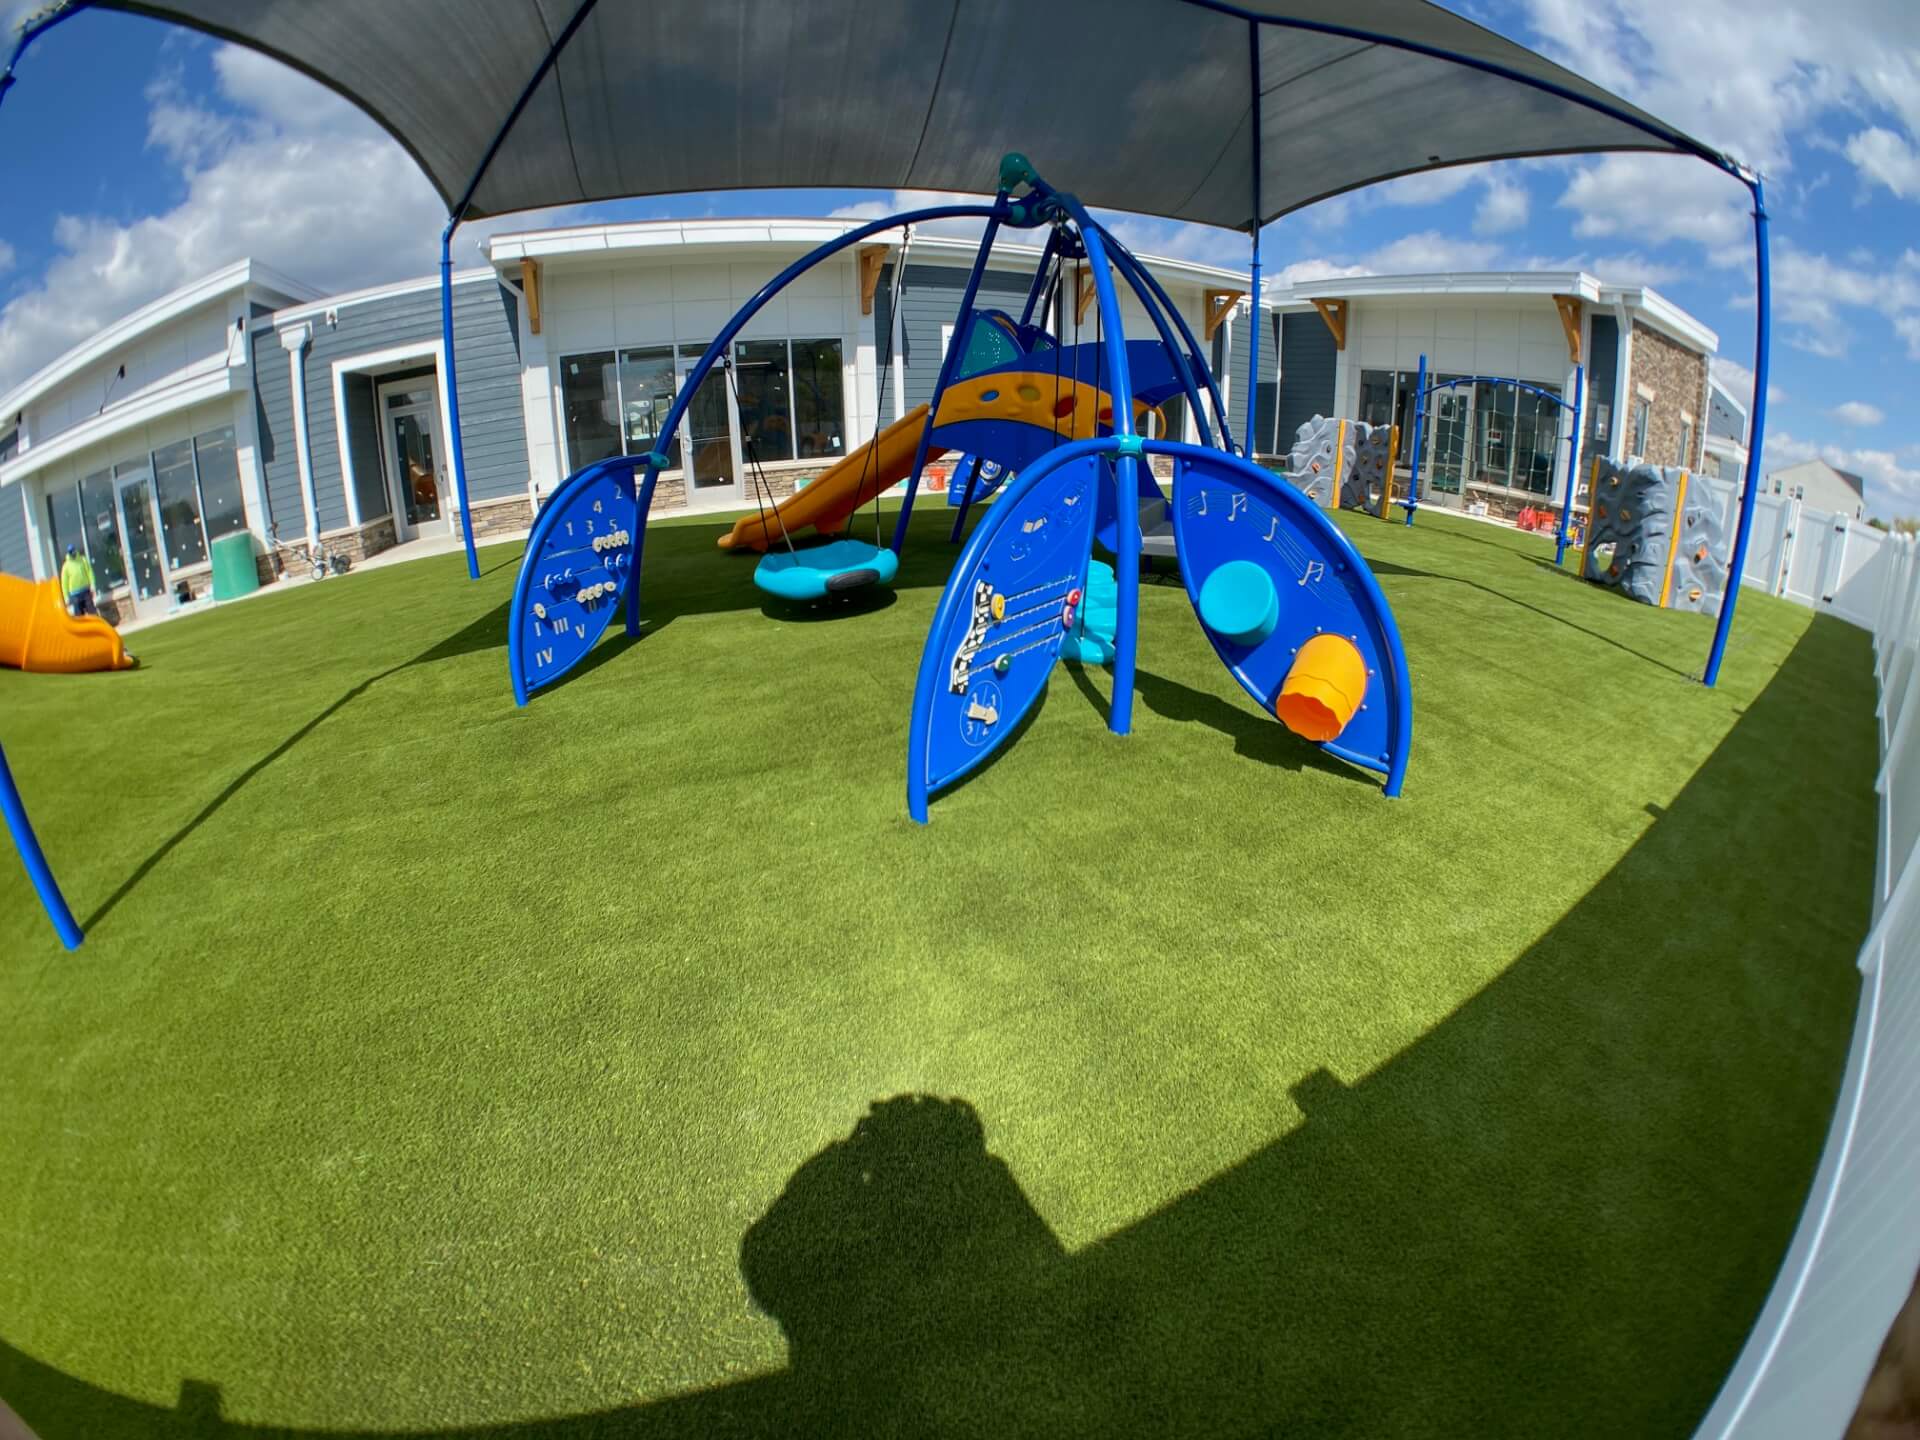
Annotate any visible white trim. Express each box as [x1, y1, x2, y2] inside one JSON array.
[[0, 355, 244, 486], [483, 215, 1253, 290], [18, 482, 45, 581], [328, 339, 448, 536], [0, 259, 317, 420], [270, 268, 494, 329]]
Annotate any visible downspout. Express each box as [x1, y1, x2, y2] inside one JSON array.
[[280, 323, 320, 553]]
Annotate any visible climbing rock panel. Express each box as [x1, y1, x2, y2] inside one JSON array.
[[1284, 415, 1396, 516], [1581, 458, 1729, 613]]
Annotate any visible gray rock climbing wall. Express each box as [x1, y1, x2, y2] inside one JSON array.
[[1346, 424, 1396, 517], [1582, 458, 1729, 611], [1287, 415, 1349, 509]]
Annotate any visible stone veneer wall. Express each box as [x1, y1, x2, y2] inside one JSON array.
[[1625, 322, 1711, 473]]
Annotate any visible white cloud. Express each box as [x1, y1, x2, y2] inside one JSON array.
[[1364, 230, 1502, 273], [1474, 175, 1530, 235], [1760, 242, 1920, 358], [0, 239, 14, 275], [1710, 356, 1787, 412], [1896, 313, 1920, 360], [0, 46, 456, 393], [1831, 400, 1886, 427], [1844, 127, 1920, 199], [1557, 155, 1750, 250], [1267, 259, 1372, 292]]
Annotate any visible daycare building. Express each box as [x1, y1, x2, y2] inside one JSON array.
[[0, 221, 1734, 621]]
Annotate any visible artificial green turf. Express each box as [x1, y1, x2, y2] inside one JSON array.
[[0, 504, 1876, 1438]]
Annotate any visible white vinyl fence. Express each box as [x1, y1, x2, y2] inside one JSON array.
[[1697, 477, 1891, 629], [1692, 533, 1920, 1439]]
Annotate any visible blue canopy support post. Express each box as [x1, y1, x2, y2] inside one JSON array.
[[0, 1, 86, 111], [440, 218, 481, 581], [1404, 353, 1428, 525], [1703, 173, 1770, 689], [1555, 361, 1585, 565], [890, 192, 1008, 555], [1059, 198, 1140, 736], [1, 741, 82, 951], [1244, 18, 1264, 459], [1018, 228, 1060, 328]]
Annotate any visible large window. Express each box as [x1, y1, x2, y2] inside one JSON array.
[[193, 426, 248, 544], [560, 338, 846, 479], [789, 339, 845, 460], [734, 339, 794, 462], [617, 346, 680, 470], [78, 469, 128, 590], [150, 438, 207, 570], [44, 485, 84, 564], [562, 351, 622, 469]]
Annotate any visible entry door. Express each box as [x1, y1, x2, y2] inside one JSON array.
[[1426, 388, 1472, 500], [677, 348, 742, 509], [380, 379, 448, 539], [116, 473, 167, 610]]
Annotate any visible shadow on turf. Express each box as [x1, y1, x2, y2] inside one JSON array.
[[1368, 555, 1700, 682], [11, 621, 1875, 1439]]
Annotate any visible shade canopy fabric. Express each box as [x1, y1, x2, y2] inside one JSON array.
[[99, 0, 1731, 231]]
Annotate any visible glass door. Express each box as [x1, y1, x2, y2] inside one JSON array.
[[1426, 382, 1472, 500], [380, 380, 447, 539], [678, 343, 740, 507], [116, 472, 167, 607]]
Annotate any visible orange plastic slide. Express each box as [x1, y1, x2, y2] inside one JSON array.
[[0, 574, 135, 673], [717, 405, 945, 552]]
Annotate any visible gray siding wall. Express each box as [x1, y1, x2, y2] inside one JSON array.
[[1226, 311, 1253, 449], [252, 278, 525, 537], [1275, 312, 1337, 446], [877, 263, 1045, 414], [0, 485, 32, 578]]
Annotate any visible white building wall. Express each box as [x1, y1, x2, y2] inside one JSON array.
[[23, 299, 235, 448]]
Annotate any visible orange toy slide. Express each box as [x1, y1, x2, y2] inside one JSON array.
[[717, 405, 942, 552], [0, 574, 135, 673]]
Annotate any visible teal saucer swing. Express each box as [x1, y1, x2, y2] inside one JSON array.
[[755, 536, 900, 601]]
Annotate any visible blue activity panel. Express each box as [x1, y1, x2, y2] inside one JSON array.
[[508, 456, 655, 705], [1166, 445, 1413, 794], [945, 454, 1009, 507], [907, 450, 1101, 821]]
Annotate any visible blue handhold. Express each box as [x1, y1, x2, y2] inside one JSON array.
[[1197, 560, 1279, 646], [643, 451, 671, 470]]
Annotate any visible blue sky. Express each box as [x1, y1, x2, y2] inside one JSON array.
[[3, 1, 1917, 511]]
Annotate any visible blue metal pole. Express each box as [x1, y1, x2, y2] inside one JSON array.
[[1, 740, 82, 951], [890, 194, 1009, 554], [440, 219, 481, 581], [1555, 362, 1584, 566], [0, 1, 87, 110], [1103, 241, 1218, 450], [1018, 229, 1060, 328], [1244, 18, 1265, 458], [1055, 192, 1140, 735], [1093, 223, 1236, 451], [1703, 175, 1770, 689], [1404, 353, 1427, 525]]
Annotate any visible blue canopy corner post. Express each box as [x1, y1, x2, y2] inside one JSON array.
[[1553, 361, 1585, 566], [1244, 17, 1264, 461], [439, 217, 480, 581], [1702, 173, 1771, 689], [1404, 352, 1428, 525], [2, 742, 83, 950]]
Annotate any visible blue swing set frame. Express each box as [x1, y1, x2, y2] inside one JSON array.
[[1401, 358, 1589, 566]]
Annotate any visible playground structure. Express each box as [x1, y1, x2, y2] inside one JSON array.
[[0, 574, 136, 674], [1403, 356, 1587, 564], [501, 157, 1414, 817], [0, 2, 1774, 942], [1580, 458, 1730, 613], [1284, 415, 1399, 518]]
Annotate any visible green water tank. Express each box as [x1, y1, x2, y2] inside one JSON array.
[[210, 532, 260, 602]]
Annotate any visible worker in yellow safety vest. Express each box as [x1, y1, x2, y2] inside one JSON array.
[[60, 544, 98, 617]]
